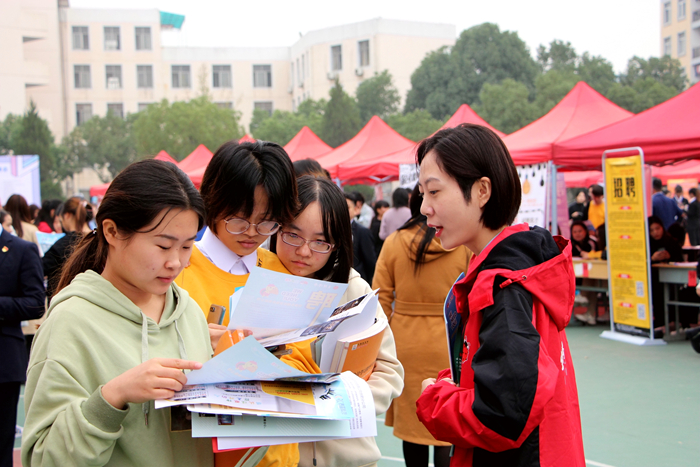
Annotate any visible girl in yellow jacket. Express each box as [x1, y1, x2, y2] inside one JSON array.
[[272, 175, 404, 467], [175, 140, 317, 467]]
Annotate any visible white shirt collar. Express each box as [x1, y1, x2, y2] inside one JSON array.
[[196, 227, 258, 275]]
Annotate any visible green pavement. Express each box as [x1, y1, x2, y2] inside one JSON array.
[[15, 324, 699, 467]]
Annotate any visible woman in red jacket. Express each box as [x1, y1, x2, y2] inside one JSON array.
[[415, 124, 585, 467]]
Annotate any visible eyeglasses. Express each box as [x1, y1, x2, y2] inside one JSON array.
[[280, 231, 334, 254], [224, 217, 280, 236]]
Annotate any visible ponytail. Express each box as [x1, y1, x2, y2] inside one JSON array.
[[62, 197, 88, 233], [55, 159, 204, 294]]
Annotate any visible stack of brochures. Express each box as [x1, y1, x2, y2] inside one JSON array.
[[155, 267, 387, 451]]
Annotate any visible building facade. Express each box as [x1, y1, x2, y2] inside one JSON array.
[[660, 0, 700, 84]]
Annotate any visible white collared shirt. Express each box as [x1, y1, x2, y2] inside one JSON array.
[[196, 227, 257, 275]]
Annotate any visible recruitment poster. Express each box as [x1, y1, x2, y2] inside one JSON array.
[[515, 163, 550, 228], [604, 154, 653, 338], [0, 155, 41, 205]]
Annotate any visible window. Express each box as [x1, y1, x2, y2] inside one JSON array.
[[254, 101, 273, 116], [296, 58, 301, 84], [72, 26, 89, 50], [216, 102, 233, 109], [76, 103, 92, 125], [253, 65, 272, 87], [213, 65, 232, 88], [104, 27, 120, 51], [301, 54, 306, 81], [678, 32, 687, 56], [331, 45, 342, 71], [74, 65, 91, 88], [105, 65, 122, 89], [664, 36, 672, 56], [107, 103, 124, 119], [678, 0, 686, 20], [135, 27, 152, 50], [137, 65, 153, 88], [358, 40, 370, 67], [171, 65, 191, 88], [137, 103, 151, 112], [663, 2, 671, 24]]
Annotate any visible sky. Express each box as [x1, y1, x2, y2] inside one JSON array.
[[70, 0, 661, 74]]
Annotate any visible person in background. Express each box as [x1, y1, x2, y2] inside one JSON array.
[[570, 220, 600, 326], [42, 196, 88, 301], [29, 204, 40, 222], [687, 188, 700, 246], [174, 140, 315, 467], [379, 188, 411, 240], [652, 178, 683, 230], [21, 159, 216, 467], [415, 124, 585, 467], [272, 175, 404, 467], [667, 222, 686, 248], [0, 208, 45, 467], [292, 158, 329, 179], [370, 199, 390, 256], [587, 184, 606, 229], [345, 192, 377, 284], [673, 184, 688, 211], [34, 199, 62, 233], [4, 194, 41, 254], [373, 184, 470, 467], [568, 191, 588, 221], [353, 191, 375, 228], [649, 215, 684, 331]]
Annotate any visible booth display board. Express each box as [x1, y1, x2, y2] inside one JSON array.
[[398, 163, 419, 189], [600, 148, 664, 346], [515, 162, 551, 229], [556, 170, 569, 238], [0, 155, 41, 206]]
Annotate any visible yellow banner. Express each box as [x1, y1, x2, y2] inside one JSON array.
[[605, 155, 652, 330]]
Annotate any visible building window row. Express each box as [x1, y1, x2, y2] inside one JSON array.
[[328, 40, 371, 73], [254, 101, 273, 116], [76, 102, 156, 126], [678, 0, 686, 20], [73, 64, 154, 89], [71, 26, 152, 51], [253, 65, 272, 88]]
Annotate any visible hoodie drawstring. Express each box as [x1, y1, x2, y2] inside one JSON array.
[[141, 313, 150, 426], [312, 442, 317, 466]]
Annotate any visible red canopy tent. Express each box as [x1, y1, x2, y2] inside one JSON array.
[[153, 150, 177, 164], [177, 144, 213, 174], [650, 159, 700, 184], [283, 126, 332, 161], [563, 170, 603, 188], [336, 104, 502, 183], [554, 82, 700, 169], [504, 82, 633, 166], [316, 116, 414, 179], [239, 134, 256, 143]]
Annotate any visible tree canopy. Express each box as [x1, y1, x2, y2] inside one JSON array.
[[356, 70, 401, 125], [321, 81, 361, 148]]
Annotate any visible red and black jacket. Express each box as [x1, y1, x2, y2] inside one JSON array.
[[416, 224, 585, 467]]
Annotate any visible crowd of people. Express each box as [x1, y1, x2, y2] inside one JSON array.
[[2, 124, 589, 467]]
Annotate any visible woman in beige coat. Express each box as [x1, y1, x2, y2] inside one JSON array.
[[373, 185, 470, 467], [4, 194, 41, 254]]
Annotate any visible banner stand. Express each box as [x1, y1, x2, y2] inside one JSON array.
[[599, 147, 665, 346]]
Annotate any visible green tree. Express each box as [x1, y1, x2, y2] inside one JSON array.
[[536, 40, 616, 96], [320, 81, 361, 148], [532, 69, 580, 117], [577, 52, 616, 95], [12, 102, 64, 198], [356, 70, 400, 124], [250, 98, 327, 146], [474, 79, 538, 134], [607, 77, 679, 114], [404, 47, 455, 118], [536, 40, 578, 73], [0, 114, 22, 155], [386, 109, 443, 142], [621, 55, 687, 92], [132, 96, 244, 161]]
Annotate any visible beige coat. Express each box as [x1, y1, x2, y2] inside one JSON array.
[[372, 225, 470, 445], [298, 268, 404, 467]]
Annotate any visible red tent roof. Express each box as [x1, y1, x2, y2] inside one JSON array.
[[441, 104, 506, 137], [316, 116, 414, 178], [239, 134, 256, 143], [554, 82, 700, 170], [153, 150, 177, 164], [563, 171, 603, 188], [503, 82, 633, 166], [283, 126, 332, 161], [650, 159, 700, 184], [177, 144, 213, 174], [336, 104, 501, 183]]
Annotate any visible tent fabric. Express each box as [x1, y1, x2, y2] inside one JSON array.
[[336, 104, 500, 183], [563, 171, 603, 188], [283, 126, 332, 161], [239, 134, 256, 143], [177, 144, 213, 174], [153, 150, 177, 164], [553, 82, 700, 170], [316, 116, 414, 178], [650, 159, 700, 184], [504, 82, 633, 166]]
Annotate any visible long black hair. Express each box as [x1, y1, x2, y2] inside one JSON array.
[[397, 184, 436, 274], [272, 175, 353, 283], [57, 160, 205, 293]]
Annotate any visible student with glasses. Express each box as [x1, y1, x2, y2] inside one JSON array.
[[175, 141, 319, 467], [271, 175, 403, 467]]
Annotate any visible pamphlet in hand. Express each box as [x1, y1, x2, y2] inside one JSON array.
[[228, 267, 349, 338]]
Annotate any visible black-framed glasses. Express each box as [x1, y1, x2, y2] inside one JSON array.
[[280, 231, 334, 253], [224, 217, 280, 236]]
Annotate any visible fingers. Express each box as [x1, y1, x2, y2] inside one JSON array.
[[208, 323, 228, 331], [157, 358, 204, 371]]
